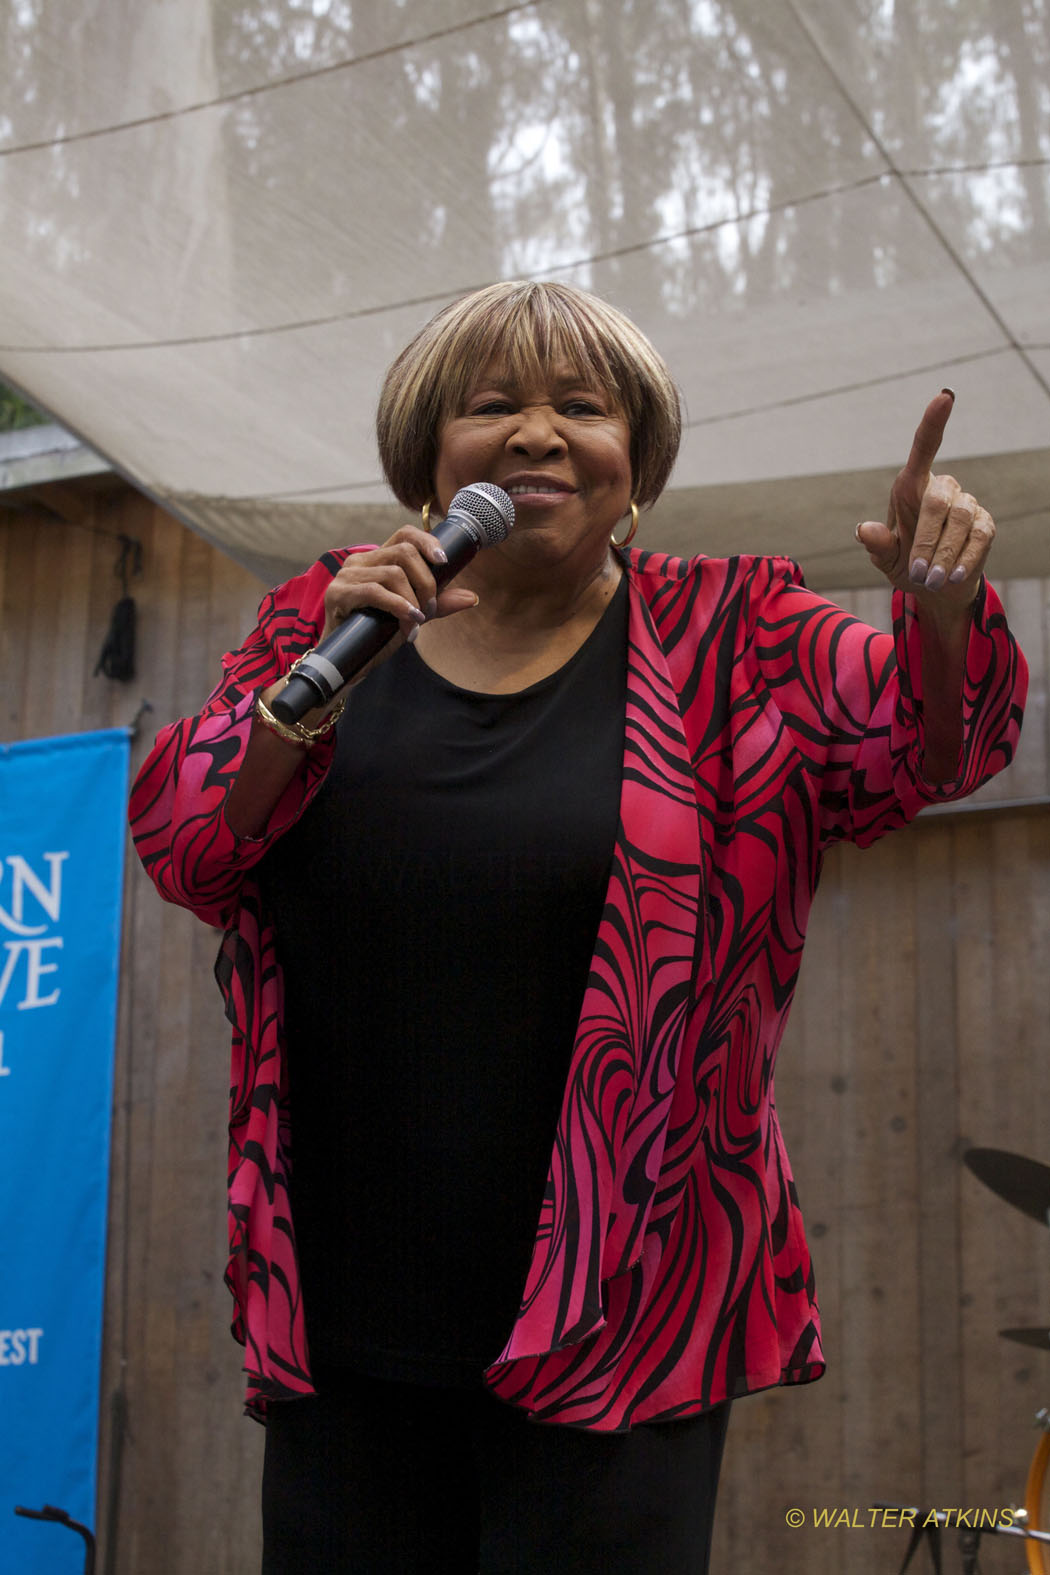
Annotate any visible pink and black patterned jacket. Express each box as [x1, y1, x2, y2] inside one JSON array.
[[129, 548, 1026, 1430]]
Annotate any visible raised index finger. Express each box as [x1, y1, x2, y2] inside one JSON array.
[[901, 388, 955, 482]]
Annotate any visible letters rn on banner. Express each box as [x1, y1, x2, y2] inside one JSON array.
[[0, 728, 129, 1575]]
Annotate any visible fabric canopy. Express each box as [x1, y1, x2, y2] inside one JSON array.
[[0, 0, 1047, 586]]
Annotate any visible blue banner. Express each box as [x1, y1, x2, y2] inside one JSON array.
[[0, 729, 129, 1575]]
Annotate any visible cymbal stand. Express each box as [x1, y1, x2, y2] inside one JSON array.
[[875, 1502, 1050, 1574]]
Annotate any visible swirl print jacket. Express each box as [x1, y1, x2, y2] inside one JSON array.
[[129, 548, 1026, 1430]]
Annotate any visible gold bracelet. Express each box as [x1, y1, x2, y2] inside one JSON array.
[[254, 685, 346, 749]]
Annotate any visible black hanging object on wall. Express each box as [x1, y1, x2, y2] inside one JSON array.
[[95, 535, 142, 681]]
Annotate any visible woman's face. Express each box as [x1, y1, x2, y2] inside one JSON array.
[[432, 360, 633, 569]]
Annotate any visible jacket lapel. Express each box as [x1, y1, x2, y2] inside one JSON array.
[[499, 558, 712, 1359]]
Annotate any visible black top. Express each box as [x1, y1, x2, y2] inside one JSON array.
[[259, 576, 628, 1383]]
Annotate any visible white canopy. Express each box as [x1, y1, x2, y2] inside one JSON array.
[[1, 0, 1047, 586]]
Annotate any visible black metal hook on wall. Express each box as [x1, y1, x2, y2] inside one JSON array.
[[95, 534, 143, 682]]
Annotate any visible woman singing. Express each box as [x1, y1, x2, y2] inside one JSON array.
[[130, 280, 1027, 1574]]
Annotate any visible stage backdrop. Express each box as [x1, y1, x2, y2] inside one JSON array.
[[0, 729, 129, 1575]]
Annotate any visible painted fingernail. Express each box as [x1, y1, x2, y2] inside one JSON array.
[[949, 564, 967, 583], [909, 558, 929, 584], [431, 546, 448, 564], [941, 387, 955, 400], [425, 598, 437, 619], [925, 565, 946, 590], [406, 625, 419, 644], [408, 605, 426, 625]]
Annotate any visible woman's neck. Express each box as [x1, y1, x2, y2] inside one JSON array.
[[413, 547, 624, 694]]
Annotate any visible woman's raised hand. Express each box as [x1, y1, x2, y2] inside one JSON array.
[[855, 392, 996, 615], [320, 524, 479, 650]]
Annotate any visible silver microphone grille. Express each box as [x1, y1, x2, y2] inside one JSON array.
[[447, 482, 515, 545]]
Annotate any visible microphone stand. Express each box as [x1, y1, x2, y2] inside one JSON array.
[[872, 1501, 1050, 1574]]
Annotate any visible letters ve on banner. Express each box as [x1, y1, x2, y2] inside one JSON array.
[[0, 729, 129, 1575]]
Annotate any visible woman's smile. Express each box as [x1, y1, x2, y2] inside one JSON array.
[[501, 471, 577, 505]]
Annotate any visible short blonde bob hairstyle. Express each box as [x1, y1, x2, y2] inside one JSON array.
[[377, 280, 681, 512]]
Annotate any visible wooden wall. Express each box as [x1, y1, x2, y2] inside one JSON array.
[[717, 577, 1050, 1575], [2, 486, 1048, 1575], [2, 486, 267, 1575]]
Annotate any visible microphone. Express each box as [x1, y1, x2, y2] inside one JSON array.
[[271, 482, 514, 723]]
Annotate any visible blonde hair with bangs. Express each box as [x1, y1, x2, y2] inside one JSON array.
[[376, 281, 681, 512]]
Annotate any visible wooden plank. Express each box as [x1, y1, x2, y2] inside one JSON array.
[[102, 507, 268, 1575], [22, 517, 63, 734], [912, 816, 965, 1508], [0, 516, 20, 732], [986, 814, 1050, 1519], [77, 511, 118, 733], [98, 505, 187, 1575], [952, 814, 1033, 1554], [775, 839, 850, 1574], [838, 832, 924, 1517], [46, 514, 95, 738], [172, 924, 263, 1574]]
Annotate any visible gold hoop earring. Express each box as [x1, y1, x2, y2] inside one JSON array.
[[421, 500, 433, 531], [611, 501, 639, 550]]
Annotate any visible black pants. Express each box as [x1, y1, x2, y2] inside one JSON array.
[[262, 1370, 730, 1574]]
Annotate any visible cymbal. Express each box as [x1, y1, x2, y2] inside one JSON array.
[[1000, 1327, 1050, 1350], [964, 1148, 1050, 1224]]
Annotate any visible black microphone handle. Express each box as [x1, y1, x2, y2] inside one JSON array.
[[270, 515, 484, 723]]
